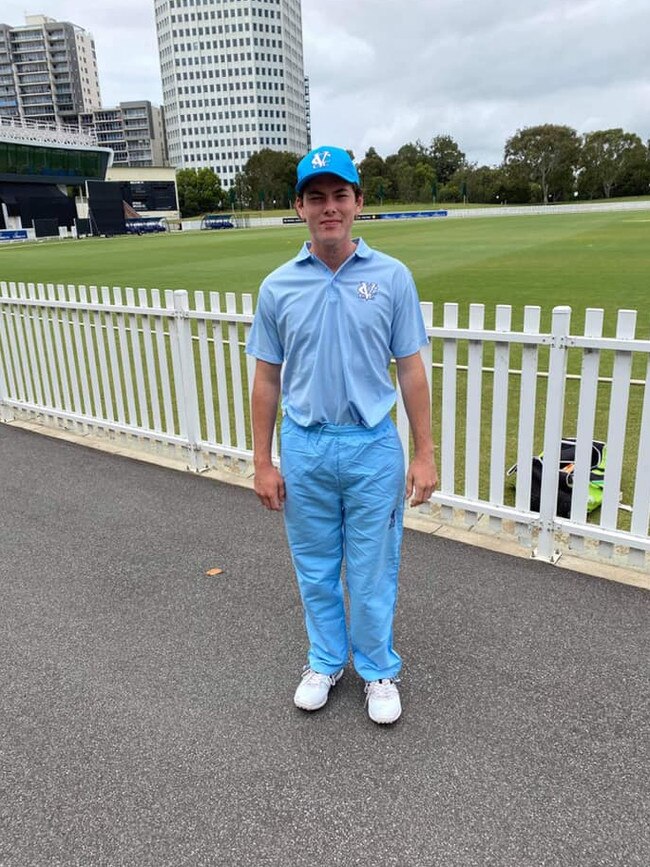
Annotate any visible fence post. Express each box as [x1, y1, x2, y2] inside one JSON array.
[[397, 301, 433, 473], [0, 356, 13, 422], [0, 298, 14, 422], [534, 306, 571, 562], [171, 290, 203, 471]]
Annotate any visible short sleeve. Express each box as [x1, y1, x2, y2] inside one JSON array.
[[246, 282, 284, 363], [390, 266, 428, 358]]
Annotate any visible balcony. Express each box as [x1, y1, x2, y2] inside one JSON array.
[[11, 33, 44, 45], [19, 74, 49, 84], [20, 86, 52, 96], [14, 55, 47, 66], [0, 114, 98, 146], [22, 108, 56, 118], [21, 97, 55, 108], [18, 84, 51, 95]]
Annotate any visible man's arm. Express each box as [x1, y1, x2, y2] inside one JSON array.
[[396, 351, 438, 507], [251, 359, 285, 510]]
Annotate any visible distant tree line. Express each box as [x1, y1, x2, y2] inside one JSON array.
[[175, 125, 650, 216]]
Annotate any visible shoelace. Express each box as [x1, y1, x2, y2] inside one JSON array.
[[364, 678, 399, 704], [302, 668, 336, 687]]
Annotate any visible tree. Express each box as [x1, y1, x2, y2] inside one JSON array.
[[429, 135, 466, 185], [578, 129, 648, 198], [413, 161, 436, 201], [239, 149, 299, 209], [383, 142, 432, 202], [358, 148, 394, 202], [395, 142, 425, 166], [358, 147, 385, 186], [176, 167, 227, 217], [449, 165, 499, 204], [616, 140, 650, 197], [364, 175, 392, 204], [386, 157, 417, 202], [504, 124, 581, 203]]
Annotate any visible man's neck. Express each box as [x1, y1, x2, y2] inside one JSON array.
[[310, 239, 358, 272]]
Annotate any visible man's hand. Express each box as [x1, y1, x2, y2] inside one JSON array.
[[250, 360, 284, 510], [405, 454, 438, 507], [254, 463, 286, 511]]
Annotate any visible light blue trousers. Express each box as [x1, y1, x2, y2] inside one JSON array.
[[281, 414, 405, 681]]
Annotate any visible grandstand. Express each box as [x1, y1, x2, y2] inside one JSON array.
[[0, 114, 112, 239], [0, 116, 179, 239]]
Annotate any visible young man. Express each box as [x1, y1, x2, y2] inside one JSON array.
[[246, 146, 438, 724]]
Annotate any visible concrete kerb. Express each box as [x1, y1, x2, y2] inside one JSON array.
[[4, 416, 649, 593]]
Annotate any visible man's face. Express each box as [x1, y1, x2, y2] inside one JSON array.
[[295, 174, 363, 252]]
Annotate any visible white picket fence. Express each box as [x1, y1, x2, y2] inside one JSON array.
[[1, 280, 649, 571]]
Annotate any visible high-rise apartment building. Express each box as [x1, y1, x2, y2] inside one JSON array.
[[0, 15, 101, 125], [77, 101, 168, 168], [154, 0, 309, 187]]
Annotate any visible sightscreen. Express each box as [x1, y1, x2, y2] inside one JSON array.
[[87, 181, 126, 235]]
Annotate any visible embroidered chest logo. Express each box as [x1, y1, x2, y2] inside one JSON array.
[[357, 281, 379, 301]]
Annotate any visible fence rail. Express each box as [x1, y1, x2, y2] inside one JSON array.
[[1, 280, 649, 572]]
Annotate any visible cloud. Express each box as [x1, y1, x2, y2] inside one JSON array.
[[1, 0, 648, 167], [302, 0, 650, 164]]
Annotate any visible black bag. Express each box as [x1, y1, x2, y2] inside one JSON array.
[[508, 438, 606, 518]]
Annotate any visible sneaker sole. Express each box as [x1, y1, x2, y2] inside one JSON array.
[[294, 697, 329, 711], [369, 710, 402, 724]]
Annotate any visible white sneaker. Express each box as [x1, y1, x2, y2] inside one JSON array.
[[294, 667, 344, 711], [365, 678, 402, 724]]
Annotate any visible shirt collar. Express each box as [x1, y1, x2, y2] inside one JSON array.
[[295, 237, 372, 263]]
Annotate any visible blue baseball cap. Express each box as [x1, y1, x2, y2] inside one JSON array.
[[296, 146, 360, 194]]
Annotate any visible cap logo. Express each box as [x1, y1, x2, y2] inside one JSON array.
[[311, 150, 331, 169]]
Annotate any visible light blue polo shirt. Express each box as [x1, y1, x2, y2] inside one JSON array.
[[246, 238, 428, 428]]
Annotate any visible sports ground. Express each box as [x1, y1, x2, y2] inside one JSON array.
[[1, 207, 649, 510], [1, 209, 649, 336]]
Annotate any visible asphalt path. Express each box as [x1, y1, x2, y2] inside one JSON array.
[[1, 424, 648, 867]]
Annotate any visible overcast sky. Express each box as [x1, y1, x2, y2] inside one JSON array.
[[3, 0, 649, 166]]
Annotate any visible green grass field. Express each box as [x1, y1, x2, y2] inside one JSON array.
[[2, 210, 649, 336], [2, 209, 648, 519]]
